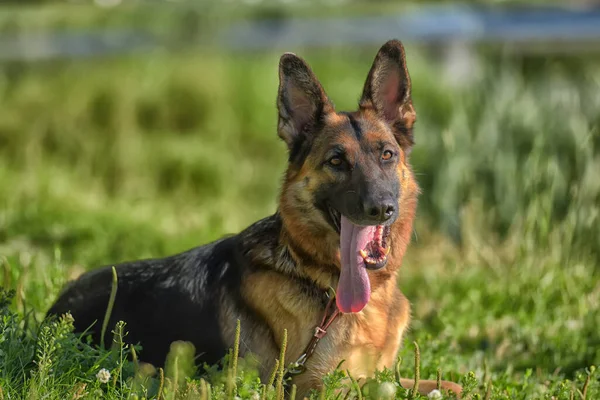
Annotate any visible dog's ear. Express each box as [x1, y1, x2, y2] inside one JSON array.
[[359, 40, 416, 152], [277, 53, 333, 150]]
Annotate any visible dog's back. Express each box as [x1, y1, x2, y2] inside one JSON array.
[[47, 236, 239, 367]]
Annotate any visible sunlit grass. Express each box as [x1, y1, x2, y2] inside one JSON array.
[[0, 8, 599, 397]]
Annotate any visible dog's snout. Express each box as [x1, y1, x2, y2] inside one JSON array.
[[364, 200, 396, 223]]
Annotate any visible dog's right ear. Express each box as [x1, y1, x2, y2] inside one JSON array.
[[277, 53, 333, 150]]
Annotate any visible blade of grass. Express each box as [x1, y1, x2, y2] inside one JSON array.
[[100, 266, 118, 349]]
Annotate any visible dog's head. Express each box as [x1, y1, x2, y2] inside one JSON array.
[[277, 40, 419, 313]]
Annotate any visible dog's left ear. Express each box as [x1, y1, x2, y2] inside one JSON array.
[[277, 53, 333, 151], [359, 40, 416, 152]]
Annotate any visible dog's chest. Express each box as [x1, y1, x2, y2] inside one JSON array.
[[292, 300, 407, 393]]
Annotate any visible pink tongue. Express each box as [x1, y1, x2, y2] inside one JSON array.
[[336, 216, 374, 313]]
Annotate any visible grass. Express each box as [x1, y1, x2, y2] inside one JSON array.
[[1, 3, 600, 399]]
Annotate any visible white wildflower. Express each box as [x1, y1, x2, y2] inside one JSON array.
[[96, 368, 111, 384], [428, 389, 443, 399]]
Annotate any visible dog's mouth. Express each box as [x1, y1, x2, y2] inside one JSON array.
[[359, 225, 391, 269], [326, 204, 392, 314], [327, 204, 391, 269]]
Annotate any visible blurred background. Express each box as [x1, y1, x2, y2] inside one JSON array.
[[0, 0, 599, 389]]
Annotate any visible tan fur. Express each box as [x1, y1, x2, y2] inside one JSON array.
[[234, 111, 459, 398], [229, 40, 462, 398], [276, 148, 420, 397]]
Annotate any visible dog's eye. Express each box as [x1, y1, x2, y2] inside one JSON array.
[[328, 156, 343, 167], [382, 150, 394, 161]]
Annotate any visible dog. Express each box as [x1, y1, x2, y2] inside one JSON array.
[[46, 40, 462, 398]]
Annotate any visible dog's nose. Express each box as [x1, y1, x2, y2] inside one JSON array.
[[365, 202, 396, 223]]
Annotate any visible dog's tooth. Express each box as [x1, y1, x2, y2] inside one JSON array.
[[384, 246, 391, 256], [359, 249, 369, 259]]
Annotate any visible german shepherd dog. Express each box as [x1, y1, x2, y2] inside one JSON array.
[[47, 40, 462, 398]]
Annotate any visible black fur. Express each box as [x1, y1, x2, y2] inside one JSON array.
[[46, 214, 293, 368], [340, 112, 363, 140]]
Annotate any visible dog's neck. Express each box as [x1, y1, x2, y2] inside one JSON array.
[[278, 219, 341, 291]]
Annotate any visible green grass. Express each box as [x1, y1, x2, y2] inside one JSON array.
[[1, 4, 600, 399]]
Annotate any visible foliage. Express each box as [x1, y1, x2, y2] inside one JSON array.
[[0, 3, 599, 399]]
